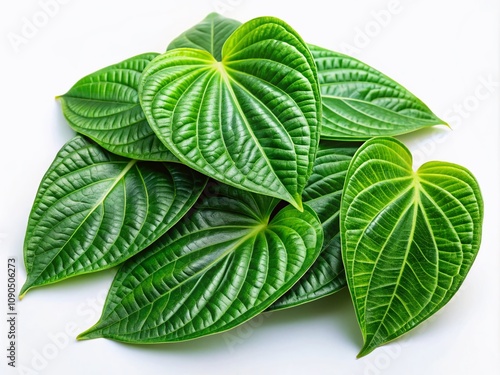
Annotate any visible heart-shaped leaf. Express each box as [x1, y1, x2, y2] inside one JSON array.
[[269, 141, 359, 310], [140, 17, 322, 211], [310, 45, 446, 140], [59, 53, 177, 161], [163, 15, 442, 143], [21, 136, 207, 296], [78, 183, 323, 343], [167, 12, 241, 61], [341, 137, 483, 357]]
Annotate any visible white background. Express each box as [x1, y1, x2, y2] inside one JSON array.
[[1, 0, 499, 374]]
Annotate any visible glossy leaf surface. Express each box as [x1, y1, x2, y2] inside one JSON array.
[[140, 17, 321, 210], [270, 141, 359, 310], [341, 137, 483, 357], [59, 53, 177, 161], [21, 136, 206, 296], [167, 12, 241, 61], [310, 45, 445, 140], [78, 184, 323, 343]]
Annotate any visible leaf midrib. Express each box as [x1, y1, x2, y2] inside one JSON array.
[[348, 178, 413, 322], [93, 223, 267, 335], [23, 159, 138, 291], [164, 222, 310, 341], [361, 184, 422, 350], [365, 177, 468, 348], [323, 96, 439, 125], [216, 64, 291, 200]]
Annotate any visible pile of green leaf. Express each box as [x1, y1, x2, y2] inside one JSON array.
[[21, 13, 483, 357]]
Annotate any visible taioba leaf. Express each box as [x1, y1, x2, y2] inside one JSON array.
[[140, 17, 322, 210], [167, 12, 241, 61], [59, 53, 178, 161], [78, 183, 323, 343], [269, 141, 360, 310], [340, 137, 483, 357], [21, 136, 207, 296], [310, 45, 446, 140]]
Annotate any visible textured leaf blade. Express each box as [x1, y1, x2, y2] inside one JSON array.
[[167, 12, 241, 61], [166, 21, 442, 142], [310, 45, 446, 140], [269, 141, 360, 310], [140, 17, 321, 210], [21, 136, 207, 296], [78, 184, 323, 343], [340, 137, 483, 357], [59, 53, 177, 161]]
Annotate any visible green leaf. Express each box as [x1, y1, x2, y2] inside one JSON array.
[[310, 45, 446, 140], [140, 17, 322, 211], [167, 12, 241, 61], [78, 183, 323, 343], [59, 53, 178, 162], [21, 136, 207, 297], [340, 137, 483, 357], [269, 141, 360, 311]]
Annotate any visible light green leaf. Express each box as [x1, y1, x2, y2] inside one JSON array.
[[78, 183, 323, 343], [341, 137, 483, 357], [310, 45, 446, 140], [269, 141, 360, 311], [21, 136, 207, 296], [59, 53, 178, 161], [140, 17, 321, 210], [167, 12, 241, 61]]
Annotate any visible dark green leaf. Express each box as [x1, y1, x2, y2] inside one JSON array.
[[59, 53, 178, 161], [310, 45, 446, 140], [78, 184, 323, 343], [269, 141, 360, 310], [341, 137, 483, 357], [167, 12, 241, 61], [140, 17, 321, 210], [21, 136, 207, 296]]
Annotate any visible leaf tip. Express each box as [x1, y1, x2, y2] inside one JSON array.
[[291, 195, 304, 212], [356, 343, 376, 359], [55, 93, 70, 102], [77, 327, 102, 341], [19, 281, 32, 299], [76, 333, 90, 341], [439, 118, 451, 129]]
